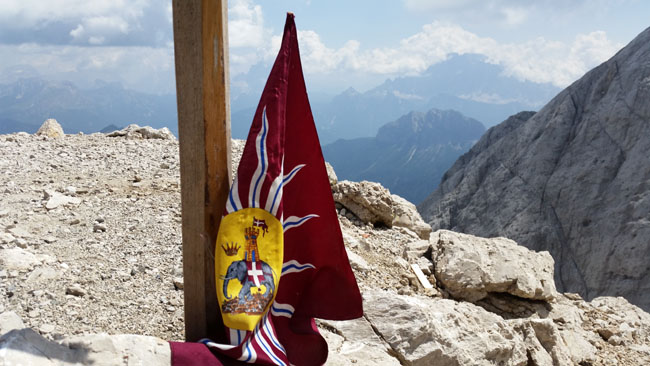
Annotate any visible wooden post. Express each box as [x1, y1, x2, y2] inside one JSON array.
[[172, 0, 231, 342]]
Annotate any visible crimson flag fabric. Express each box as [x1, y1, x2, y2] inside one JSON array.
[[170, 13, 362, 366]]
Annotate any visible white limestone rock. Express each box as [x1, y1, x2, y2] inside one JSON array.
[[321, 317, 401, 366], [325, 162, 338, 186], [44, 189, 81, 210], [390, 194, 432, 240], [62, 333, 171, 366], [432, 230, 556, 302], [107, 124, 175, 140], [363, 290, 528, 366], [36, 118, 65, 139], [332, 180, 431, 239], [0, 247, 40, 271], [0, 329, 171, 366], [0, 311, 25, 336]]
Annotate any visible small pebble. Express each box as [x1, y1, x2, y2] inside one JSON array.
[[93, 223, 107, 232], [40, 324, 56, 334], [66, 284, 87, 297]]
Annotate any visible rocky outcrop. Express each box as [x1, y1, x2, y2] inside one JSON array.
[[332, 180, 431, 239], [355, 230, 649, 366], [432, 230, 556, 303], [419, 27, 650, 310], [35, 118, 65, 138], [107, 124, 175, 140]]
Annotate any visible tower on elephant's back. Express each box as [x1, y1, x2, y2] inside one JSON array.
[[244, 226, 260, 261]]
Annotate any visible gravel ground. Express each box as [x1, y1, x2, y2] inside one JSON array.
[[0, 132, 188, 340], [0, 132, 418, 342]]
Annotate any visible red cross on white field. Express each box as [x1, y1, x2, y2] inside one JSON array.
[[248, 262, 264, 287]]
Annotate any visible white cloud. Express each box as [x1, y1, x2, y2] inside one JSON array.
[[0, 42, 175, 93], [403, 0, 476, 12], [229, 0, 268, 48], [236, 21, 622, 88], [227, 0, 275, 75], [69, 15, 130, 44], [0, 0, 167, 46], [0, 0, 148, 26], [501, 7, 528, 27], [402, 0, 596, 29]]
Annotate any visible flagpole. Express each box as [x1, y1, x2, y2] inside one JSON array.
[[172, 0, 231, 342]]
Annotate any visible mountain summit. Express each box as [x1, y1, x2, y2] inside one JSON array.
[[419, 27, 650, 310], [324, 108, 484, 203]]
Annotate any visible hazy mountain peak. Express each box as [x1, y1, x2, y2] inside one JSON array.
[[341, 86, 360, 96]]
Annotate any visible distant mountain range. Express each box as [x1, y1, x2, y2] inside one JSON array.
[[232, 53, 560, 143], [323, 108, 485, 204], [2, 54, 558, 144], [0, 77, 177, 135]]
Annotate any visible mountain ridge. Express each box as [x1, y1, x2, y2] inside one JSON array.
[[418, 26, 650, 310], [0, 77, 177, 135], [324, 108, 485, 203]]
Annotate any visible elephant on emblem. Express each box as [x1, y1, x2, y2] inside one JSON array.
[[222, 260, 275, 305]]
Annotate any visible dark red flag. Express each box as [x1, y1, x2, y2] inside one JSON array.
[[171, 13, 362, 366]]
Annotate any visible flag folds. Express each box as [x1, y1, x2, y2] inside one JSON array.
[[203, 13, 363, 366]]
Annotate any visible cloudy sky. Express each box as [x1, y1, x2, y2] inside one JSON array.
[[0, 0, 648, 96]]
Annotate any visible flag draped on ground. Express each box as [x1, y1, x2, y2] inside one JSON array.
[[171, 13, 363, 366]]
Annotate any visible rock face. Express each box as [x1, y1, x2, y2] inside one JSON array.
[[419, 27, 650, 309], [36, 118, 65, 138]]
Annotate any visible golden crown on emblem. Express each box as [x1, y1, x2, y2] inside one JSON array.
[[221, 242, 240, 256]]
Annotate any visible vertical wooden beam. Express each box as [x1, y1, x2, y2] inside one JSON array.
[[172, 0, 231, 342]]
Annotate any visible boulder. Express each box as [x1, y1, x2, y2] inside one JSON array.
[[390, 194, 432, 240], [509, 319, 573, 366], [35, 119, 64, 138], [333, 181, 393, 224], [362, 290, 528, 365], [361, 290, 599, 366], [589, 296, 650, 349], [62, 333, 171, 366], [432, 230, 556, 302], [0, 312, 24, 336], [44, 189, 81, 210], [321, 317, 401, 366], [0, 328, 171, 366], [332, 180, 431, 239], [0, 247, 41, 271], [107, 124, 175, 140]]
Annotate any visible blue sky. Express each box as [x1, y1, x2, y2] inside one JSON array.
[[0, 0, 648, 96]]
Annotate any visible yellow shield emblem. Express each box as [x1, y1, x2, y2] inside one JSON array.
[[215, 208, 283, 330]]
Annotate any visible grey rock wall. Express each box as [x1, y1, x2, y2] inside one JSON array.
[[419, 26, 650, 310]]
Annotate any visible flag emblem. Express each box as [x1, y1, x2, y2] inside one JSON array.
[[217, 208, 283, 329]]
